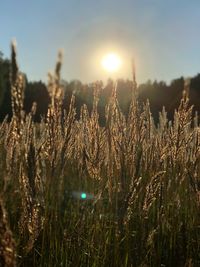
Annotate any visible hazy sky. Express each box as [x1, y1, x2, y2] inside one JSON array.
[[1, 0, 200, 84]]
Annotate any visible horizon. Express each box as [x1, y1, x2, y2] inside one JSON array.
[[1, 1, 200, 84]]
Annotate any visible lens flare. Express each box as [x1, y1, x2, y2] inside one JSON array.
[[81, 193, 87, 199]]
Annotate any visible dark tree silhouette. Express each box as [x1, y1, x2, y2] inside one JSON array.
[[0, 49, 199, 124], [0, 53, 12, 121], [24, 81, 50, 122]]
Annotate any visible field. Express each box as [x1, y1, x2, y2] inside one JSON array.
[[0, 44, 199, 267]]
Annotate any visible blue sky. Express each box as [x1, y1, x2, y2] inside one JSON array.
[[1, 0, 200, 84]]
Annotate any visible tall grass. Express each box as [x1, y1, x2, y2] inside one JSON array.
[[0, 43, 199, 267]]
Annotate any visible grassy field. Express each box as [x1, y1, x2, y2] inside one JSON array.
[[0, 44, 199, 267]]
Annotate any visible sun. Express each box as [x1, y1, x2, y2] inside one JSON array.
[[101, 53, 122, 73]]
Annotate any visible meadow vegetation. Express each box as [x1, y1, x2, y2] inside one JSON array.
[[0, 43, 199, 267]]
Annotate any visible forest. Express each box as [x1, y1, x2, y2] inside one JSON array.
[[0, 52, 200, 124]]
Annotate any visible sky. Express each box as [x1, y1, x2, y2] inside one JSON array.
[[1, 0, 200, 84]]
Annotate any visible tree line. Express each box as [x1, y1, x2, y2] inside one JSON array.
[[0, 52, 199, 124]]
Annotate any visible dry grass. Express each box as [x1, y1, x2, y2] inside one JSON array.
[[0, 43, 199, 266]]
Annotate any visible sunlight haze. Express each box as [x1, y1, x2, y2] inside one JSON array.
[[1, 0, 200, 84]]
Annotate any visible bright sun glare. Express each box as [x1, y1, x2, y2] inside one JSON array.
[[101, 53, 122, 73]]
